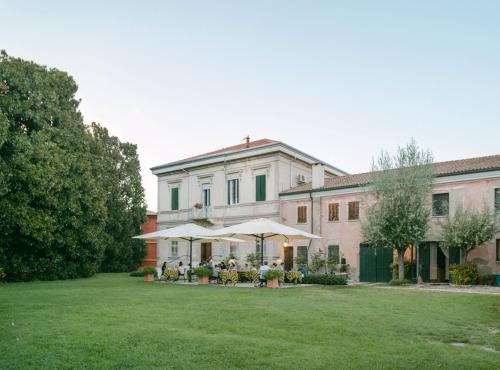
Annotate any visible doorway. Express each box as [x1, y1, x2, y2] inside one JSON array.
[[284, 246, 293, 271], [201, 242, 212, 263]]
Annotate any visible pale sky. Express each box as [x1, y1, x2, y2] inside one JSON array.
[[2, 1, 499, 211]]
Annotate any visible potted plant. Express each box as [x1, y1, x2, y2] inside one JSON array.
[[193, 203, 203, 209], [163, 268, 179, 282], [264, 270, 283, 288], [193, 267, 211, 284], [245, 271, 260, 287], [141, 266, 157, 282], [286, 271, 302, 285]]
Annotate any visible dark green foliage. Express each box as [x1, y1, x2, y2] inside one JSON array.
[[389, 279, 412, 286], [0, 51, 145, 281], [89, 123, 146, 272], [302, 274, 347, 285], [129, 270, 147, 277], [192, 267, 212, 277], [140, 266, 157, 277], [263, 269, 284, 280], [449, 263, 479, 285]]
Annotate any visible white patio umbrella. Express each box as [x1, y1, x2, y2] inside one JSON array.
[[133, 223, 242, 280], [210, 218, 321, 265]]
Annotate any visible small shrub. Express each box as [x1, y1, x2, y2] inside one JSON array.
[[129, 270, 147, 277], [478, 274, 496, 286], [263, 269, 284, 281], [141, 266, 157, 277], [449, 263, 479, 285], [245, 271, 259, 285], [389, 279, 412, 286], [228, 270, 239, 285], [193, 267, 212, 277], [286, 271, 303, 284], [219, 271, 230, 285], [302, 274, 347, 285], [163, 268, 179, 282]]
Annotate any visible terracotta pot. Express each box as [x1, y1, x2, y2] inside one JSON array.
[[267, 278, 279, 288], [198, 275, 209, 285], [144, 274, 154, 282]]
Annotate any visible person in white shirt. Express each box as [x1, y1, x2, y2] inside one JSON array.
[[258, 261, 270, 287]]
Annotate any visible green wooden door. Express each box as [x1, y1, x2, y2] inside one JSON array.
[[419, 243, 431, 282], [360, 244, 392, 282]]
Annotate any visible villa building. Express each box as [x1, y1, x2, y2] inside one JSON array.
[[151, 138, 346, 267], [151, 138, 500, 281]]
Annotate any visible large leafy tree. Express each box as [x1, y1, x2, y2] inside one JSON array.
[[362, 139, 434, 280], [441, 205, 496, 262], [90, 123, 146, 272], [0, 51, 146, 281]]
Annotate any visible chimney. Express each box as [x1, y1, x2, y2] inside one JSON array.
[[244, 135, 250, 147], [312, 163, 325, 189]]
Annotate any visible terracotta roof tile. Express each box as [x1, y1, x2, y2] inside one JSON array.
[[161, 138, 279, 167], [281, 154, 500, 195]]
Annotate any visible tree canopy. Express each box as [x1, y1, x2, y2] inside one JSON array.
[[0, 51, 146, 281], [362, 139, 434, 280], [441, 204, 496, 262]]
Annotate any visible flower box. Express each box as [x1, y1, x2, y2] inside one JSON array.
[[266, 278, 279, 288], [198, 275, 209, 285]]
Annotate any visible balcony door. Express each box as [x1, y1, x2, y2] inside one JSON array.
[[202, 184, 211, 207], [201, 242, 212, 263]]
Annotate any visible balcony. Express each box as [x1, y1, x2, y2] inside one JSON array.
[[189, 206, 212, 223]]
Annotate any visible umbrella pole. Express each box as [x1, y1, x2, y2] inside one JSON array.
[[189, 238, 193, 282], [260, 234, 264, 265]]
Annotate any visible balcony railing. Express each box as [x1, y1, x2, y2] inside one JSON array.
[[189, 206, 212, 221]]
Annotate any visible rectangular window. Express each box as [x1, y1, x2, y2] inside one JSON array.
[[297, 246, 308, 259], [230, 243, 238, 257], [227, 179, 239, 205], [432, 193, 449, 216], [171, 187, 179, 211], [328, 203, 339, 221], [497, 239, 500, 262], [256, 174, 266, 202], [202, 184, 211, 207], [328, 245, 340, 261], [348, 201, 359, 220], [495, 188, 500, 212], [171, 241, 178, 257], [297, 206, 307, 223]]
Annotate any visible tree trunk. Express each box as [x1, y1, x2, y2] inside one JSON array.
[[398, 250, 405, 280]]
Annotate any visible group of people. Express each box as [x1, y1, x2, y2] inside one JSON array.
[[161, 259, 302, 286]]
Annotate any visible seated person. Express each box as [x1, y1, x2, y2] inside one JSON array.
[[258, 261, 270, 287]]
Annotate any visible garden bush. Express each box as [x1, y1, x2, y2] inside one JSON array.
[[129, 270, 147, 277], [193, 267, 212, 277], [163, 268, 179, 282], [286, 271, 303, 284], [302, 274, 347, 285], [449, 263, 479, 285], [389, 279, 412, 286], [263, 269, 284, 281]]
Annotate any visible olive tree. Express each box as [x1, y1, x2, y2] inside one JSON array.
[[441, 204, 496, 262], [362, 139, 434, 280]]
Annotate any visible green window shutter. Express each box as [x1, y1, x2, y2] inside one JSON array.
[[171, 188, 179, 211], [256, 175, 266, 202]]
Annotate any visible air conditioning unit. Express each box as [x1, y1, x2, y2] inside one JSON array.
[[297, 174, 306, 184]]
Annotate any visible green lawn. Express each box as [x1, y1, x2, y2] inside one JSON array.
[[1, 274, 499, 369]]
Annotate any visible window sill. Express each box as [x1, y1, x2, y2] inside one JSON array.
[[327, 220, 340, 223], [347, 219, 359, 222], [296, 222, 309, 225], [431, 215, 447, 219]]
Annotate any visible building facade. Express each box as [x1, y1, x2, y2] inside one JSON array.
[[151, 138, 346, 267], [151, 139, 500, 281], [280, 155, 500, 282]]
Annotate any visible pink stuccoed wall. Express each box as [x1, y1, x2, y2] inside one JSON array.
[[280, 175, 500, 281]]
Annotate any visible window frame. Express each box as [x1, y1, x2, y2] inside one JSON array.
[[297, 246, 308, 259], [171, 241, 178, 257], [297, 205, 307, 224], [432, 193, 449, 217], [348, 201, 360, 221], [171, 187, 179, 211], [227, 179, 239, 205], [202, 184, 211, 207], [495, 188, 500, 213], [496, 239, 500, 262], [328, 245, 340, 261], [328, 203, 339, 222], [255, 174, 266, 202]]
